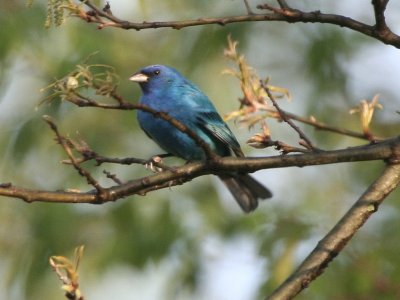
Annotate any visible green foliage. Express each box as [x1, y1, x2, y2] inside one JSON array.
[[105, 200, 182, 267], [304, 28, 356, 95]]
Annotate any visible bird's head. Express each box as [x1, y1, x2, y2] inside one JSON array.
[[129, 65, 182, 93]]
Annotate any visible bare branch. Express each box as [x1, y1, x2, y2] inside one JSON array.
[[255, 3, 400, 48], [243, 0, 254, 15], [1, 137, 399, 204], [261, 82, 320, 151], [275, 109, 378, 141], [43, 115, 105, 193], [266, 161, 400, 299], [103, 170, 123, 185], [70, 1, 400, 49], [276, 0, 290, 9], [372, 0, 389, 32]]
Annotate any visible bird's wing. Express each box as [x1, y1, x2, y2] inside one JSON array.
[[196, 111, 244, 157], [139, 123, 154, 140]]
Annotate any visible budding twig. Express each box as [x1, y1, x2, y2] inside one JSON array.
[[260, 81, 321, 152]]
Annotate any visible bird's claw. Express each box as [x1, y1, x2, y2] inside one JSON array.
[[145, 155, 164, 173]]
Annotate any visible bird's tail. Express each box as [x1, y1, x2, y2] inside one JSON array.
[[219, 174, 272, 213]]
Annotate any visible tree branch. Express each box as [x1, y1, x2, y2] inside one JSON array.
[[266, 161, 400, 299], [274, 109, 378, 141], [262, 81, 320, 151], [1, 136, 399, 204], [243, 0, 254, 15], [43, 115, 106, 193], [372, 0, 389, 32], [73, 1, 400, 49], [255, 3, 400, 48]]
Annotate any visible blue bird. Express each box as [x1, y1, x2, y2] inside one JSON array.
[[130, 65, 272, 212]]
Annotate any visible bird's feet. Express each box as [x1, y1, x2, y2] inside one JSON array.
[[144, 154, 173, 173]]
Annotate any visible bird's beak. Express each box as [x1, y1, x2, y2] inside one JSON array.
[[129, 72, 149, 83]]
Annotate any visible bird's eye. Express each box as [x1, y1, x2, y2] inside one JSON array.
[[154, 70, 160, 76]]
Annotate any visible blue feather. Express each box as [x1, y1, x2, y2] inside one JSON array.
[[130, 65, 272, 212]]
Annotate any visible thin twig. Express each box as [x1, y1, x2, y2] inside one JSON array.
[[276, 0, 290, 9], [372, 0, 389, 32], [62, 154, 147, 166], [103, 170, 123, 185], [60, 140, 173, 171], [243, 0, 254, 14], [271, 109, 378, 141], [43, 115, 105, 193], [261, 81, 321, 151]]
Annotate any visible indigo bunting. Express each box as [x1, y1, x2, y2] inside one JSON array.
[[130, 65, 272, 212]]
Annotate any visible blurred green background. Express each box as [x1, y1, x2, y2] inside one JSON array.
[[1, 1, 399, 299]]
